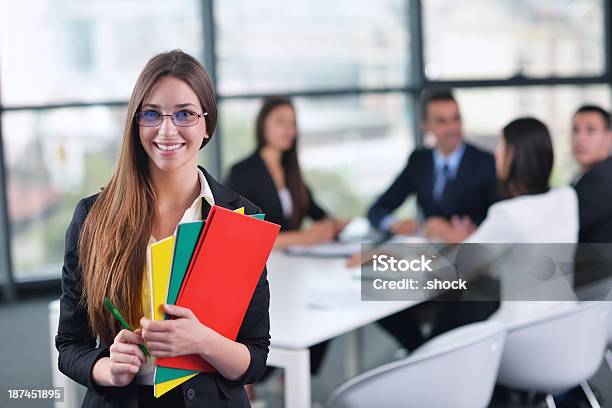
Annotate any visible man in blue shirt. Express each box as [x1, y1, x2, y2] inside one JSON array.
[[368, 88, 497, 240], [368, 88, 499, 351]]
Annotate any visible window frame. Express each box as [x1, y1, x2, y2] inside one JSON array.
[[0, 0, 610, 299]]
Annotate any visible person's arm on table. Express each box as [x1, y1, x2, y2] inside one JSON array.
[[367, 153, 418, 232], [274, 219, 336, 248]]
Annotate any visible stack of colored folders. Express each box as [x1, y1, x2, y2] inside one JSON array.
[[147, 206, 280, 397]]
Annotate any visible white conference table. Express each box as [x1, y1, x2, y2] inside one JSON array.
[[265, 250, 418, 408]]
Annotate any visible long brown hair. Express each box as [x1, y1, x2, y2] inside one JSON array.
[[78, 50, 217, 343], [255, 97, 309, 229]]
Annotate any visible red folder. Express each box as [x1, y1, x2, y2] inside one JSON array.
[[156, 206, 280, 372]]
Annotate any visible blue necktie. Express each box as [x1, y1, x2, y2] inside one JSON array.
[[435, 163, 451, 203], [439, 164, 454, 216]]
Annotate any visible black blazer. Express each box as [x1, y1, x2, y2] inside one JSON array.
[[367, 143, 497, 228], [574, 156, 612, 243], [226, 152, 327, 231], [55, 167, 270, 408], [573, 157, 612, 288]]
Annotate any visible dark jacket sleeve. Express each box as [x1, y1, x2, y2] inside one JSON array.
[[307, 187, 327, 221], [233, 201, 271, 385], [55, 198, 110, 393], [367, 153, 417, 229], [234, 265, 271, 385], [476, 152, 499, 225], [575, 165, 612, 232]]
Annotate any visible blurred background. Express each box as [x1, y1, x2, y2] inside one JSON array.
[[0, 1, 611, 406], [1, 0, 610, 294]]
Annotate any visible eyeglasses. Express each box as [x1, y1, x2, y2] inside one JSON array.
[[135, 109, 208, 127]]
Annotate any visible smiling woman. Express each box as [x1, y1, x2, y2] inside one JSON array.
[[55, 50, 271, 408], [138, 77, 210, 166]]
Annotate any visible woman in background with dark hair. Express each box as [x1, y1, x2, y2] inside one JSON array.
[[436, 117, 578, 244], [440, 117, 579, 326], [227, 96, 347, 248], [227, 97, 347, 400]]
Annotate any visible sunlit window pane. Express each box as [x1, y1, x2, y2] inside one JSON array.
[[423, 0, 605, 80], [220, 93, 413, 218], [3, 107, 125, 280], [0, 0, 203, 106], [455, 85, 611, 184], [215, 0, 410, 94]]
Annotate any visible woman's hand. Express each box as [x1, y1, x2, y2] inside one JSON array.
[[141, 305, 251, 380], [141, 304, 219, 358], [92, 329, 146, 387], [303, 219, 336, 245], [332, 218, 351, 235]]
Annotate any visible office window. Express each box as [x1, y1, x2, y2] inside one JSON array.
[[423, 0, 605, 80], [2, 106, 126, 280], [214, 0, 409, 94], [0, 0, 203, 106], [0, 0, 610, 291], [455, 85, 611, 184], [220, 93, 413, 217]]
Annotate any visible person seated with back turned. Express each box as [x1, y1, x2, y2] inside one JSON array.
[[571, 105, 612, 288], [442, 118, 579, 326], [227, 96, 347, 249], [367, 87, 498, 240], [439, 118, 585, 407]]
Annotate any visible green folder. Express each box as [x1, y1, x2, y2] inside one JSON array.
[[154, 366, 199, 384], [165, 221, 204, 313]]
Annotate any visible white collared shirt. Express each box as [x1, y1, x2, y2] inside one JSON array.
[[137, 168, 215, 385], [278, 188, 293, 219]]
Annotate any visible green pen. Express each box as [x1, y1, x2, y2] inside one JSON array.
[[104, 297, 151, 358]]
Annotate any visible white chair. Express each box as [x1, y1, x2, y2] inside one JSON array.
[[326, 321, 506, 408], [49, 299, 84, 408], [497, 301, 608, 408]]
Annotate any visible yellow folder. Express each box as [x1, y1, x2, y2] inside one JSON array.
[[150, 236, 198, 397], [150, 236, 175, 321]]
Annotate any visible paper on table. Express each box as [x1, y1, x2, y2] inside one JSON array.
[[284, 242, 362, 258], [306, 287, 362, 309]]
